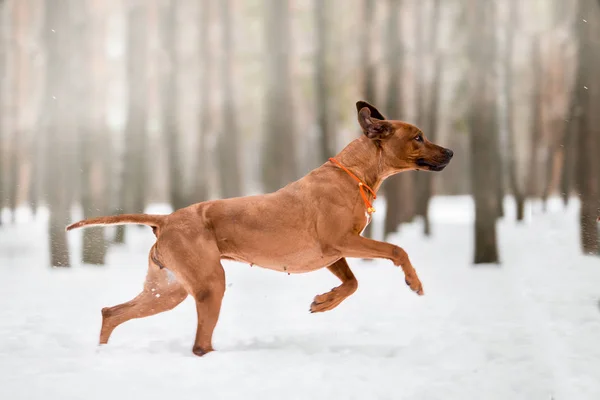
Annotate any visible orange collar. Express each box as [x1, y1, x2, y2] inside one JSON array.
[[329, 157, 377, 215]]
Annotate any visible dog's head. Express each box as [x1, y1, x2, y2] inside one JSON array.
[[356, 100, 453, 172]]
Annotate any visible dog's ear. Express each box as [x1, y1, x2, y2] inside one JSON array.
[[356, 101, 386, 120], [357, 104, 393, 140]]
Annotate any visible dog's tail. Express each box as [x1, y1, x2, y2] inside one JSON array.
[[66, 214, 166, 233]]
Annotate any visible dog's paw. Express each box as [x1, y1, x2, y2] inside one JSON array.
[[310, 290, 344, 313], [405, 274, 424, 296], [192, 346, 214, 357]]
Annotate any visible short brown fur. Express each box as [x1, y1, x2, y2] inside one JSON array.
[[67, 101, 453, 356]]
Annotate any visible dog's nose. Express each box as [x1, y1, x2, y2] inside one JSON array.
[[444, 148, 454, 159]]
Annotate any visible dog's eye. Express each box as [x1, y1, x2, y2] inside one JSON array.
[[414, 135, 423, 142]]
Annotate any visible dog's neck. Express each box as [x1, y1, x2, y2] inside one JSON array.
[[333, 136, 398, 194]]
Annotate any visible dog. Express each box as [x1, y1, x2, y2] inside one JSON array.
[[67, 101, 453, 356]]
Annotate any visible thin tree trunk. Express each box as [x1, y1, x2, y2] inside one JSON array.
[[417, 0, 442, 236], [28, 140, 40, 216], [574, 0, 599, 255], [194, 0, 210, 202], [315, 0, 335, 161], [560, 76, 579, 207], [526, 36, 543, 200], [45, 0, 71, 267], [29, 0, 47, 219], [218, 0, 242, 199], [469, 0, 500, 264], [79, 0, 107, 265], [383, 0, 412, 239], [262, 0, 296, 193], [359, 0, 377, 240], [503, 0, 525, 221], [361, 0, 377, 104], [412, 0, 428, 225], [0, 0, 5, 226], [413, 0, 425, 128], [163, 0, 187, 210], [115, 1, 148, 243], [7, 0, 21, 223]]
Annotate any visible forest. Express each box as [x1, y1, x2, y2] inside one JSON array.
[[0, 0, 599, 267]]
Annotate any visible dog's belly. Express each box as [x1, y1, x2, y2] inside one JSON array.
[[222, 245, 342, 274]]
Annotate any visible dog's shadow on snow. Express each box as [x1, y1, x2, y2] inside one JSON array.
[[219, 335, 403, 358]]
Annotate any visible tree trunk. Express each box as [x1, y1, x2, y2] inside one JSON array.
[[469, 0, 500, 265], [28, 139, 41, 216], [383, 0, 412, 239], [505, 2, 524, 219], [115, 1, 148, 243], [526, 36, 543, 200], [412, 0, 427, 225], [417, 0, 442, 236], [217, 0, 242, 199], [163, 0, 188, 210], [44, 0, 72, 267], [501, 0, 524, 220], [262, 0, 296, 193], [194, 0, 210, 202], [560, 76, 579, 207], [79, 0, 107, 265], [314, 0, 335, 161], [0, 0, 5, 226], [574, 0, 599, 255], [359, 0, 377, 240], [7, 0, 21, 223]]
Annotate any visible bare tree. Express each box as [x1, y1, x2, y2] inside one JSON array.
[[526, 36, 544, 202], [359, 0, 377, 240], [561, 74, 579, 207], [360, 0, 377, 105], [115, 1, 148, 243], [314, 0, 335, 161], [6, 0, 22, 223], [78, 0, 108, 265], [163, 0, 188, 210], [261, 0, 297, 193], [412, 0, 426, 227], [468, 0, 500, 264], [0, 0, 5, 226], [44, 0, 72, 267], [217, 0, 242, 198], [501, 0, 526, 220], [415, 0, 442, 236], [413, 0, 425, 129], [573, 0, 599, 255], [194, 0, 210, 202], [383, 0, 415, 239]]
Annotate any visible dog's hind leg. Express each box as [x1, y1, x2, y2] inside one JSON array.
[[157, 233, 226, 357], [190, 267, 225, 357], [310, 258, 358, 313], [99, 251, 188, 344]]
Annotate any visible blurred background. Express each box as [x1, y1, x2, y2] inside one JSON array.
[[0, 0, 599, 267]]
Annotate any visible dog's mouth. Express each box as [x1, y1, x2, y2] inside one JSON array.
[[416, 158, 448, 172]]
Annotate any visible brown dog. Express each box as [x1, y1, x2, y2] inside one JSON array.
[[67, 101, 453, 356]]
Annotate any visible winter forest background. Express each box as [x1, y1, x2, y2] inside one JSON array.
[[0, 0, 599, 265]]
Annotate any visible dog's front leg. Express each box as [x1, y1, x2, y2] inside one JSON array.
[[310, 258, 358, 313], [337, 235, 423, 295]]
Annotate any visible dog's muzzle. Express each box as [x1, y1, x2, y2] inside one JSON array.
[[416, 148, 453, 171]]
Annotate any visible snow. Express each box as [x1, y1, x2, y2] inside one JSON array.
[[1, 196, 599, 400]]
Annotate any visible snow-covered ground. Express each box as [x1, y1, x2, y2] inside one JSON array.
[[1, 196, 599, 400]]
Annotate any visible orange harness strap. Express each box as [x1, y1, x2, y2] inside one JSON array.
[[329, 157, 377, 215]]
